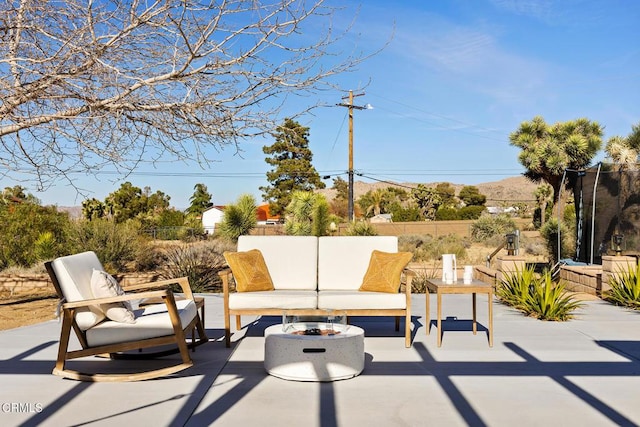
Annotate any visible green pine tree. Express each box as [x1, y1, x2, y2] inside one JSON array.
[[260, 118, 326, 216]]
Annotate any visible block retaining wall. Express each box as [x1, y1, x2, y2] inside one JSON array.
[[1, 272, 161, 297]]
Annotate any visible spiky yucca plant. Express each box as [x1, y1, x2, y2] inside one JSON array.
[[525, 272, 582, 321], [497, 267, 582, 321], [605, 261, 640, 309], [497, 266, 537, 309]]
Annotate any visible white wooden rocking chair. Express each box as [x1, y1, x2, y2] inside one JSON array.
[[45, 251, 208, 382]]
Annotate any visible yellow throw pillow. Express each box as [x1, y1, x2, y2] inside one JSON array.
[[359, 250, 413, 293], [223, 249, 275, 292]]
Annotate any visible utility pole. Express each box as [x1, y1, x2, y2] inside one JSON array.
[[337, 90, 370, 222]]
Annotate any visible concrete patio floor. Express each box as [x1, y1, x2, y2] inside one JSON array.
[[2, 293, 640, 427]]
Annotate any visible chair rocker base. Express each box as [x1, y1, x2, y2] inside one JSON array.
[[52, 360, 194, 382]]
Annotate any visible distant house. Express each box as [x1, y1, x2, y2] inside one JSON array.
[[256, 203, 281, 225], [370, 213, 392, 223], [201, 206, 225, 235], [486, 206, 517, 215], [201, 203, 281, 234]]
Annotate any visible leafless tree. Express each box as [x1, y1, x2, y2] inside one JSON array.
[[0, 0, 374, 189]]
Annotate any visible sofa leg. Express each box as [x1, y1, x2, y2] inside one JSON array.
[[405, 314, 412, 348], [395, 316, 400, 331], [225, 315, 231, 348], [236, 315, 241, 330]]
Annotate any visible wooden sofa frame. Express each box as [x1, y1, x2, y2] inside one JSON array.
[[219, 268, 414, 348]]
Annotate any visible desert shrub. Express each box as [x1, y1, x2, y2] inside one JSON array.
[[471, 214, 517, 242], [159, 239, 235, 293], [427, 234, 467, 261], [346, 221, 378, 236], [398, 234, 467, 262], [539, 218, 574, 264], [398, 234, 434, 262], [604, 261, 640, 309], [497, 268, 582, 321], [435, 208, 459, 221], [458, 205, 485, 220], [68, 219, 146, 272], [409, 265, 440, 293], [0, 203, 72, 270]]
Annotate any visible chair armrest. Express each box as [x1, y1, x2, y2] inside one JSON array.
[[403, 268, 415, 296], [61, 289, 172, 309], [218, 268, 233, 296], [123, 277, 194, 300]]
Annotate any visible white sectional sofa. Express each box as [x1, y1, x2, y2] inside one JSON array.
[[219, 235, 414, 347]]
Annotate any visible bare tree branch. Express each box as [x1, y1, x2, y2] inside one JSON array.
[[0, 0, 377, 189]]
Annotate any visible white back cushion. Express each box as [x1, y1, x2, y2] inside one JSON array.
[[318, 236, 398, 290], [237, 236, 318, 290], [51, 251, 106, 330]]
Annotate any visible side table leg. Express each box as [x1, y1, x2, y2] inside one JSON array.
[[437, 291, 442, 347], [488, 291, 494, 347], [472, 293, 477, 335], [426, 291, 430, 335]]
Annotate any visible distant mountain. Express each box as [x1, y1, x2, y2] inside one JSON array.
[[318, 176, 539, 207]]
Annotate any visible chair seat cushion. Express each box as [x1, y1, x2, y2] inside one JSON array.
[[317, 290, 407, 310], [229, 290, 317, 310], [85, 299, 197, 347]]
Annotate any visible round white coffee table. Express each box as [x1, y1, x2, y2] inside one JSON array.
[[264, 323, 364, 382]]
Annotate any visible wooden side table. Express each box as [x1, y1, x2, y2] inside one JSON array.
[[425, 279, 493, 347]]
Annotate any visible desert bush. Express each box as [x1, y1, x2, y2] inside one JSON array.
[[539, 218, 574, 264], [427, 235, 467, 261], [159, 239, 235, 293], [346, 221, 378, 236], [68, 219, 146, 272], [409, 265, 440, 293], [604, 261, 640, 309], [497, 268, 582, 321], [398, 234, 467, 262], [398, 234, 434, 262], [0, 203, 72, 270], [458, 205, 485, 220], [435, 208, 459, 221], [471, 214, 517, 242]]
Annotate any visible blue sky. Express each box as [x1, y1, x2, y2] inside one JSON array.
[[7, 0, 640, 209]]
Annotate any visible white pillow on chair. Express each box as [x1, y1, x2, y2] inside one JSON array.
[[90, 269, 136, 324]]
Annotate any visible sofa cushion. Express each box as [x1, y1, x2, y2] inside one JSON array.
[[318, 236, 399, 291], [90, 269, 136, 323], [359, 250, 413, 293], [85, 299, 197, 347], [229, 290, 317, 310], [237, 236, 318, 290], [50, 251, 107, 330], [224, 249, 275, 292], [318, 290, 407, 310]]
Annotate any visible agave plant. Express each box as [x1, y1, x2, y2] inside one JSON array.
[[497, 267, 582, 321], [497, 266, 537, 309], [605, 261, 640, 309], [524, 272, 582, 321]]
